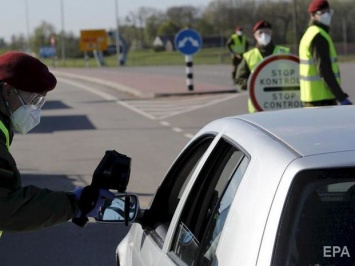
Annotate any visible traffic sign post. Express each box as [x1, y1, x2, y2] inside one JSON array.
[[80, 29, 108, 67], [175, 29, 202, 91], [80, 29, 108, 51], [248, 54, 303, 112]]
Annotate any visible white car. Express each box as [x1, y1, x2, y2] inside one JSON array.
[[99, 106, 355, 266]]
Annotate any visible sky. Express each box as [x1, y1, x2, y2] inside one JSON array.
[[3, 0, 208, 42]]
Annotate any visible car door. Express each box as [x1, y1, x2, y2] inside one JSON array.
[[128, 135, 217, 266], [157, 137, 250, 266]]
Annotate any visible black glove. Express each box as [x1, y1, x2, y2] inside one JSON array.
[[72, 185, 115, 227], [340, 98, 352, 105]]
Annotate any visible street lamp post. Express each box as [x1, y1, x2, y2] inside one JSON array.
[[218, 0, 224, 55], [60, 0, 66, 66], [25, 0, 31, 52], [292, 0, 298, 53], [114, 0, 120, 67]]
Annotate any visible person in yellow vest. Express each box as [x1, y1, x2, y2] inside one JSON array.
[[226, 26, 249, 85], [299, 0, 351, 107], [0, 51, 114, 234], [235, 20, 290, 113]]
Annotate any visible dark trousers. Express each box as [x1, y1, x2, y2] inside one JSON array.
[[303, 99, 337, 107], [232, 56, 243, 80]]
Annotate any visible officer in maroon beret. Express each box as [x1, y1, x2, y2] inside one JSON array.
[[299, 0, 351, 107], [0, 51, 114, 234], [235, 21, 290, 113]]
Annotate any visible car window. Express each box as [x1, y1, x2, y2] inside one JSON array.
[[273, 168, 355, 266], [169, 138, 249, 265], [203, 156, 249, 264], [141, 135, 214, 245]]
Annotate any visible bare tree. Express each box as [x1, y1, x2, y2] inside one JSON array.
[[31, 21, 57, 54]]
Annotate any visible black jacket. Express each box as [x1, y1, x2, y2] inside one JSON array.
[[0, 112, 78, 232]]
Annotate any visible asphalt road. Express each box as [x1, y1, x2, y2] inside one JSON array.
[[1, 63, 355, 266], [0, 69, 244, 266]]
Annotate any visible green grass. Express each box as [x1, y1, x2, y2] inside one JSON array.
[[1, 47, 354, 68], [0, 47, 230, 67], [41, 48, 355, 68], [125, 48, 230, 66], [40, 47, 231, 68]]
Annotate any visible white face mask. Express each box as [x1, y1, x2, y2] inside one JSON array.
[[317, 12, 332, 26], [257, 33, 271, 46], [10, 105, 41, 134], [236, 31, 243, 36]]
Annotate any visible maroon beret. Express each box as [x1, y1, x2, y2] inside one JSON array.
[[308, 0, 330, 13], [0, 51, 57, 93], [253, 20, 272, 33], [236, 26, 243, 31]]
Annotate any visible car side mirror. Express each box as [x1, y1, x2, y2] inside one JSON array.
[[95, 194, 139, 224]]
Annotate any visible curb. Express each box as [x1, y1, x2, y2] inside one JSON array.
[[154, 89, 238, 98]]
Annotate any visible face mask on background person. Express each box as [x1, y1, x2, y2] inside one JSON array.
[[10, 104, 41, 134], [257, 33, 271, 46], [317, 11, 332, 26], [236, 31, 243, 36]]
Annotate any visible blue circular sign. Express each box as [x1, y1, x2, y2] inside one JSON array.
[[174, 29, 202, 55]]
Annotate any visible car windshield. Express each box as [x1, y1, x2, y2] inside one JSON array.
[[273, 168, 355, 266]]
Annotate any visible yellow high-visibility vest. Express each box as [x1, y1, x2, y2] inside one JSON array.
[[0, 120, 10, 237], [299, 25, 340, 102], [0, 120, 10, 151], [243, 46, 290, 113], [230, 34, 247, 54]]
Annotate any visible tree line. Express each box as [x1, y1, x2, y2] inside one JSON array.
[[2, 0, 354, 58]]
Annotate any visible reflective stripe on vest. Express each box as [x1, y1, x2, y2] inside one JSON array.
[[299, 25, 340, 102], [0, 121, 9, 237], [243, 46, 291, 113], [300, 57, 338, 64], [0, 120, 9, 151], [231, 34, 247, 54]]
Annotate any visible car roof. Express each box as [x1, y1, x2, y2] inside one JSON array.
[[228, 106, 355, 157]]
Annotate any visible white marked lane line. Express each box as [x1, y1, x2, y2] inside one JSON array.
[[184, 133, 194, 139], [160, 121, 170, 127], [58, 78, 117, 101], [59, 78, 232, 139], [116, 100, 157, 120], [172, 127, 183, 133], [157, 94, 241, 119], [59, 78, 157, 120]]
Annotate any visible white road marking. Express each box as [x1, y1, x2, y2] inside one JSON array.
[[123, 94, 242, 120], [172, 127, 183, 132], [160, 121, 170, 127], [184, 133, 194, 139], [58, 78, 118, 101], [58, 78, 155, 119], [58, 77, 245, 138], [59, 77, 245, 120]]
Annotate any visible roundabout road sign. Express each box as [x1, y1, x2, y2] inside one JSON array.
[[174, 29, 202, 56], [248, 54, 303, 112]]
